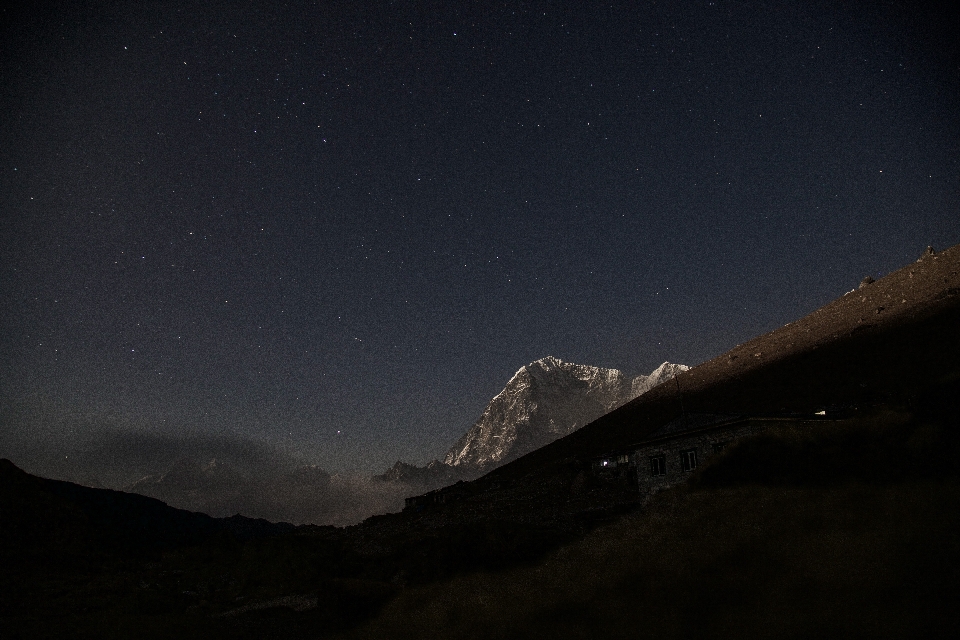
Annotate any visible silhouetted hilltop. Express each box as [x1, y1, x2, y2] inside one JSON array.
[[0, 458, 293, 564]]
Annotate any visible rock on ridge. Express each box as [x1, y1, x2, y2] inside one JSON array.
[[442, 356, 688, 471]]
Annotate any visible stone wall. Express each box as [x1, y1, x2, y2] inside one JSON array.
[[630, 416, 836, 493], [634, 420, 765, 494], [592, 416, 839, 494]]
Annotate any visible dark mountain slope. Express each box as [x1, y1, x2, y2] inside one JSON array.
[[479, 244, 960, 486], [0, 457, 293, 565], [1, 458, 300, 638], [347, 480, 960, 639], [340, 372, 960, 639]]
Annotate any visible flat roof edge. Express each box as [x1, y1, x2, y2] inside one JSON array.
[[592, 415, 844, 460]]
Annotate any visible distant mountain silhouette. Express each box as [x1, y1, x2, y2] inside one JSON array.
[[373, 459, 459, 485], [0, 457, 293, 561], [123, 455, 403, 527]]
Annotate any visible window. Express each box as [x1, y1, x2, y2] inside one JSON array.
[[617, 454, 630, 465], [680, 449, 698, 472], [711, 441, 729, 454], [650, 454, 666, 477]]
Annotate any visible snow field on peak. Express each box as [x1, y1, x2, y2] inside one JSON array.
[[443, 358, 687, 470]]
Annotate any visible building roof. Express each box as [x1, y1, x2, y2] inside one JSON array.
[[593, 411, 844, 462], [643, 413, 745, 440]]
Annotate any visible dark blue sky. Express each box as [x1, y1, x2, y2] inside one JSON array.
[[2, 0, 958, 473]]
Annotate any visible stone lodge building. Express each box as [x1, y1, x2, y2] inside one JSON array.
[[592, 411, 844, 494]]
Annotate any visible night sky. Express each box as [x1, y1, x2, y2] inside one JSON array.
[[2, 1, 958, 475]]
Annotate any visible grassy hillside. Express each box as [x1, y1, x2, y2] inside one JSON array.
[[339, 403, 960, 640], [10, 402, 957, 640], [343, 482, 960, 640]]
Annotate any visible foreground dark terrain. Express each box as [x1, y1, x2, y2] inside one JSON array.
[[3, 245, 959, 639]]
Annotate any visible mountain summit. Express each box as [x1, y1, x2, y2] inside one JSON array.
[[442, 357, 688, 471]]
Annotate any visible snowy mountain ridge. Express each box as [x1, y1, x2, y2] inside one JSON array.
[[442, 356, 688, 471]]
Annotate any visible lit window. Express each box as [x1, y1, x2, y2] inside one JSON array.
[[650, 454, 666, 477], [680, 449, 697, 472]]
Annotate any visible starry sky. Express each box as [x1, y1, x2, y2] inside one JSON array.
[[1, 0, 958, 475]]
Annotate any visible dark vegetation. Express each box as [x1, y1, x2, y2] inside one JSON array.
[[340, 390, 960, 639], [697, 387, 960, 489], [3, 247, 959, 638], [10, 395, 956, 639], [350, 485, 960, 639]]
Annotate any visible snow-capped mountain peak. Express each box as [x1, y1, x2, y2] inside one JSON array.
[[632, 361, 689, 396], [442, 357, 688, 470]]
